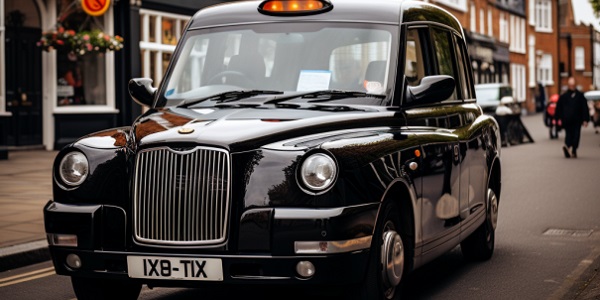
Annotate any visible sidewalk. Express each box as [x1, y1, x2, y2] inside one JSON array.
[[0, 150, 56, 270], [0, 115, 599, 299]]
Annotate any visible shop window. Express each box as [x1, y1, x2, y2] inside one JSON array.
[[140, 9, 189, 87], [54, 0, 114, 109]]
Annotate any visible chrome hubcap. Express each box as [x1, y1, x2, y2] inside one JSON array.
[[488, 189, 498, 231], [381, 229, 404, 298]]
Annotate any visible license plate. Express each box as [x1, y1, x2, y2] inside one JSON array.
[[127, 256, 223, 281]]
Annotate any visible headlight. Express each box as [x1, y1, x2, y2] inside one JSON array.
[[58, 152, 89, 186], [299, 153, 337, 193]]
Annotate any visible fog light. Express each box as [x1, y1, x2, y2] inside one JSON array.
[[47, 233, 77, 247], [66, 254, 82, 269], [296, 261, 315, 278]]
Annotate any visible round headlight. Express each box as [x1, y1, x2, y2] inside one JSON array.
[[299, 153, 337, 192], [59, 152, 89, 186]]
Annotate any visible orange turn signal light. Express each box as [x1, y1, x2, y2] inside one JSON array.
[[258, 0, 333, 15], [414, 149, 421, 158]]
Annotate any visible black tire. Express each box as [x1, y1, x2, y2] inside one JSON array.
[[351, 202, 408, 300], [461, 189, 498, 261], [71, 277, 142, 300]]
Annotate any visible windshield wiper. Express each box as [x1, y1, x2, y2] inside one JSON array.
[[304, 90, 386, 102], [178, 90, 283, 108], [264, 90, 386, 105]]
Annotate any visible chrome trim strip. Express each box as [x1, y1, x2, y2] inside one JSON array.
[[273, 203, 375, 220], [295, 236, 373, 254]]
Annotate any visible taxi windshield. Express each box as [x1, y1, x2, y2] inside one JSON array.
[[161, 23, 396, 106]]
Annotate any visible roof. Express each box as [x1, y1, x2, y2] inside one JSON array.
[[187, 0, 463, 34], [571, 0, 600, 32]]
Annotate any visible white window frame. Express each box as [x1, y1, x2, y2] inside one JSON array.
[[434, 0, 468, 12], [528, 35, 536, 87], [139, 9, 189, 87], [0, 0, 8, 117], [594, 42, 600, 89], [535, 0, 552, 33], [499, 13, 508, 43], [537, 54, 554, 85], [511, 63, 526, 103], [529, 0, 536, 26], [53, 3, 118, 114], [488, 10, 493, 36], [575, 46, 585, 71], [479, 9, 484, 34], [470, 3, 476, 31], [509, 16, 526, 54]]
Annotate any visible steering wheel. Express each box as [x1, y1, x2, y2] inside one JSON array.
[[207, 71, 255, 87]]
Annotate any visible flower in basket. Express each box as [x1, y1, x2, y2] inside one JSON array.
[[37, 23, 124, 55]]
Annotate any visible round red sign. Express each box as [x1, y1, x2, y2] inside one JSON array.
[[81, 0, 111, 17]]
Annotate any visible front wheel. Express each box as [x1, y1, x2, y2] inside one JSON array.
[[461, 188, 498, 261], [71, 277, 141, 300], [352, 202, 408, 300]]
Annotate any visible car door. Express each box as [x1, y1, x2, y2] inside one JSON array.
[[429, 26, 488, 238], [402, 26, 462, 261], [450, 34, 488, 236]]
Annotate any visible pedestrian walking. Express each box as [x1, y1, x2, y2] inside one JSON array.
[[556, 77, 590, 158]]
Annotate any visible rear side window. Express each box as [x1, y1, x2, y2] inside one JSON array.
[[431, 28, 457, 101], [453, 36, 474, 100]]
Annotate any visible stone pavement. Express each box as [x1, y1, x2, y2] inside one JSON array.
[[0, 115, 599, 299], [0, 150, 56, 270]]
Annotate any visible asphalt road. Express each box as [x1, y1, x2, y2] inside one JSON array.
[[1, 113, 599, 299]]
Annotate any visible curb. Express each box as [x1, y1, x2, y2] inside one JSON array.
[[0, 240, 50, 272]]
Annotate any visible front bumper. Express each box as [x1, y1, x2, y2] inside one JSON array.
[[49, 247, 370, 286], [44, 200, 379, 286]]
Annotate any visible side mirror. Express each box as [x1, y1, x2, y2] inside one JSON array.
[[404, 75, 455, 106], [128, 78, 156, 107]]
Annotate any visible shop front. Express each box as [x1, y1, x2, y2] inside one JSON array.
[[1, 0, 231, 151], [1, 0, 118, 150]]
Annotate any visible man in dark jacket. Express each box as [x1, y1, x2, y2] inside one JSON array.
[[556, 77, 590, 158]]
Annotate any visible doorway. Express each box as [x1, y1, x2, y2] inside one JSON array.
[[4, 4, 43, 146]]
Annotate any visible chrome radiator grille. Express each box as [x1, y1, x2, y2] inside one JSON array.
[[133, 147, 230, 246]]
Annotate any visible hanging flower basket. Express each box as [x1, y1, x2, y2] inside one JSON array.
[[37, 23, 124, 56]]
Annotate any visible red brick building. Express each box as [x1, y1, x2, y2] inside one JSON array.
[[558, 0, 600, 94], [429, 0, 561, 113]]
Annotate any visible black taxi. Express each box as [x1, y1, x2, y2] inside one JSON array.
[[44, 1, 502, 299]]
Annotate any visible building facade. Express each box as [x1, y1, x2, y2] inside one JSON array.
[[0, 0, 229, 151], [1, 0, 598, 151], [558, 0, 600, 93], [431, 0, 560, 114]]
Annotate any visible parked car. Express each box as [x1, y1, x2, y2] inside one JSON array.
[[475, 83, 519, 114], [44, 1, 502, 299]]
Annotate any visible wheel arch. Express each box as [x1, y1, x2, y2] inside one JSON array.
[[487, 156, 501, 203], [377, 179, 418, 272]]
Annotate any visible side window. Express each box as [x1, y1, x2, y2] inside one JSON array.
[[431, 28, 457, 100], [405, 28, 426, 87], [454, 36, 475, 100]]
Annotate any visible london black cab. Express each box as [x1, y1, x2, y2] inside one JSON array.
[[44, 1, 502, 299]]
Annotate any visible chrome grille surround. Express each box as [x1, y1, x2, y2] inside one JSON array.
[[133, 146, 230, 247]]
